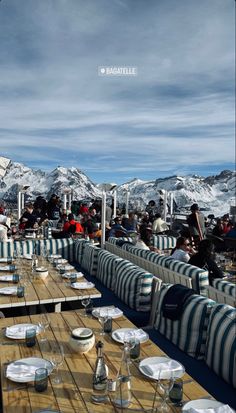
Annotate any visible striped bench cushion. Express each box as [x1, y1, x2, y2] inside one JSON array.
[[14, 240, 36, 256], [37, 238, 75, 261], [205, 304, 236, 387], [97, 249, 123, 290], [0, 241, 14, 257], [81, 244, 99, 276], [152, 235, 177, 250], [167, 260, 209, 295], [107, 237, 118, 245], [154, 283, 215, 359], [74, 239, 90, 264], [212, 279, 236, 298], [114, 263, 153, 311], [121, 244, 149, 258]]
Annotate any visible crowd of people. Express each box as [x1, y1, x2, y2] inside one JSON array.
[[0, 196, 235, 286]]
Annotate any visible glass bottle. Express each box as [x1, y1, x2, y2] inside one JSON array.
[[91, 341, 109, 404], [113, 346, 132, 408]]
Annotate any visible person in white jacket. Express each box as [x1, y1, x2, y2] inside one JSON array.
[[152, 213, 169, 234]]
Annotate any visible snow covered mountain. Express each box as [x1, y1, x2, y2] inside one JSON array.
[[0, 156, 101, 201], [115, 171, 236, 216], [0, 156, 235, 216]]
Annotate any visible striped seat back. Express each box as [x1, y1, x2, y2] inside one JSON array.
[[114, 262, 153, 311], [81, 244, 99, 276], [97, 249, 123, 290], [0, 241, 14, 257], [212, 279, 236, 298], [167, 260, 209, 295], [154, 283, 215, 359], [37, 238, 75, 261], [152, 235, 177, 250], [74, 239, 90, 264], [205, 304, 236, 387]]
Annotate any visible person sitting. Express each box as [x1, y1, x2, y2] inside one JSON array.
[[152, 213, 169, 234], [189, 239, 224, 285], [109, 217, 127, 238], [19, 203, 38, 229], [222, 214, 233, 235], [225, 222, 236, 239], [63, 213, 84, 235], [47, 194, 61, 221], [212, 218, 224, 238], [122, 212, 138, 232], [170, 236, 194, 263]]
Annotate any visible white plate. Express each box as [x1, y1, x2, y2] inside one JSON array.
[[48, 254, 62, 259], [5, 324, 41, 340], [139, 357, 185, 380], [71, 282, 95, 290], [6, 357, 53, 383], [0, 286, 17, 295], [112, 328, 149, 343], [23, 254, 32, 260], [57, 264, 74, 271], [92, 307, 124, 320], [36, 267, 48, 272], [62, 272, 84, 279], [182, 399, 225, 412]]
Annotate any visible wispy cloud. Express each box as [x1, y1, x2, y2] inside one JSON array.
[[0, 0, 234, 184]]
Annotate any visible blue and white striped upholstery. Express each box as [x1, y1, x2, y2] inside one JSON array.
[[74, 239, 90, 264], [154, 283, 215, 359], [205, 304, 236, 387], [97, 249, 123, 290], [152, 235, 177, 250], [81, 244, 99, 276], [212, 279, 236, 298], [0, 241, 14, 257], [37, 238, 75, 261], [121, 244, 150, 259], [14, 240, 36, 255], [167, 260, 209, 295], [114, 263, 153, 311], [107, 237, 118, 244]]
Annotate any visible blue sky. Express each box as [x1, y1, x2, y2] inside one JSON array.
[[0, 0, 235, 184]]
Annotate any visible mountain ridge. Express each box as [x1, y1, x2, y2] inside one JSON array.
[[0, 156, 235, 216]]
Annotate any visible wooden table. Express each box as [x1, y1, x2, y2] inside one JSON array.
[[0, 258, 101, 313], [0, 310, 213, 413]]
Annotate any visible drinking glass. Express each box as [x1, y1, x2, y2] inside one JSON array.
[[35, 367, 48, 392], [38, 313, 50, 341], [25, 327, 36, 347], [81, 297, 91, 316], [50, 344, 64, 384], [123, 331, 136, 364], [158, 369, 174, 412], [98, 308, 109, 335]]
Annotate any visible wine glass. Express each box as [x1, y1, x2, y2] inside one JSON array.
[[38, 313, 50, 341], [158, 368, 174, 412], [50, 344, 64, 384], [123, 331, 136, 364], [98, 308, 109, 335], [81, 297, 91, 317]]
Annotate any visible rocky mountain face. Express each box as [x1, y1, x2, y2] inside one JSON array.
[[0, 156, 235, 216]]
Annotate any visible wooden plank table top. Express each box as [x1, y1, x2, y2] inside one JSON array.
[[0, 258, 101, 312], [0, 309, 213, 413]]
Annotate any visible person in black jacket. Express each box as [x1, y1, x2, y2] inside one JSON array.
[[189, 239, 224, 285]]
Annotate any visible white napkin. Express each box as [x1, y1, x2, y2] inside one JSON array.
[[6, 325, 39, 338], [115, 329, 146, 341], [6, 363, 37, 379], [0, 275, 13, 282], [71, 282, 94, 289], [0, 287, 17, 295], [0, 266, 13, 271], [143, 360, 182, 378], [188, 405, 234, 413]]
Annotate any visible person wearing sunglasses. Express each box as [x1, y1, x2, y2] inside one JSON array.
[[170, 236, 194, 263]]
